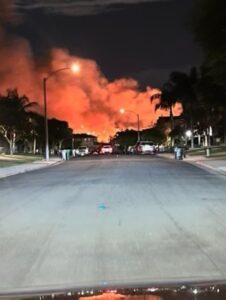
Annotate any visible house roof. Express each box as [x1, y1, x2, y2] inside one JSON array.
[[73, 133, 97, 139]]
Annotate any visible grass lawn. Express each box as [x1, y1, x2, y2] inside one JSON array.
[[0, 154, 43, 168], [187, 145, 226, 157]]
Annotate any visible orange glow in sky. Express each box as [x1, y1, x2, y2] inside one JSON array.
[[0, 45, 182, 141]]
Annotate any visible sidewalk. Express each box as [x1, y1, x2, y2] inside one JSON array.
[[158, 153, 226, 174], [0, 157, 63, 179]]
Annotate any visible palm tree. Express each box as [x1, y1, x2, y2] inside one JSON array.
[[168, 68, 199, 148], [0, 89, 37, 154], [152, 77, 180, 147], [163, 67, 226, 145], [196, 66, 226, 145], [156, 66, 226, 147]]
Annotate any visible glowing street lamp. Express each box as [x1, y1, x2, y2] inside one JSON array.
[[43, 63, 80, 161], [71, 63, 80, 73], [119, 108, 140, 142], [119, 108, 125, 114], [185, 130, 192, 138]]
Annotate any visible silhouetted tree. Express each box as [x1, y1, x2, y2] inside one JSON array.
[[192, 0, 226, 89], [112, 129, 138, 150], [167, 68, 199, 148], [48, 118, 73, 150], [0, 89, 36, 154], [141, 127, 166, 144]]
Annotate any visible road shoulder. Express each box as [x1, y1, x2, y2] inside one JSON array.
[[157, 153, 226, 176], [0, 158, 63, 179]]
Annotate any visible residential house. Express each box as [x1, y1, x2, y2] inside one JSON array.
[[72, 133, 98, 150]]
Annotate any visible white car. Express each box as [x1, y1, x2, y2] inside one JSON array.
[[75, 146, 89, 156], [100, 144, 113, 154], [128, 145, 135, 154], [135, 141, 155, 154]]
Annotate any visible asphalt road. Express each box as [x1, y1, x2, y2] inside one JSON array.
[[0, 155, 226, 291]]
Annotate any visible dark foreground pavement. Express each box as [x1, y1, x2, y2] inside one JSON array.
[[0, 155, 226, 291]]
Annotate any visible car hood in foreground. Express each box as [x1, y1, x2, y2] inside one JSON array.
[[1, 280, 226, 299]]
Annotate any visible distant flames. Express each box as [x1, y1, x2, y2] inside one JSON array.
[[0, 2, 182, 141], [80, 293, 161, 300]]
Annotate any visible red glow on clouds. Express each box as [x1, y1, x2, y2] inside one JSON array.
[[0, 21, 182, 141]]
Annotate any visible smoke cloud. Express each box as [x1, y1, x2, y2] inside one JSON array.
[[0, 2, 182, 141]]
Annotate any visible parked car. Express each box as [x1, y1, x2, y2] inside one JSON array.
[[134, 141, 156, 154], [91, 146, 102, 155], [100, 144, 113, 154], [75, 146, 89, 156], [127, 145, 135, 154]]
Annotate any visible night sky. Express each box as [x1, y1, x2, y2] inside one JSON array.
[[11, 0, 202, 88]]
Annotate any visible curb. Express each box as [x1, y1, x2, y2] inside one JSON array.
[[194, 160, 226, 176], [183, 159, 221, 176], [157, 154, 226, 175], [0, 160, 64, 180]]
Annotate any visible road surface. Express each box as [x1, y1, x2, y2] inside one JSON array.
[[0, 155, 226, 291]]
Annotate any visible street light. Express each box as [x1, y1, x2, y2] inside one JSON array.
[[71, 63, 80, 73], [119, 108, 140, 142], [185, 129, 192, 138], [43, 63, 80, 161]]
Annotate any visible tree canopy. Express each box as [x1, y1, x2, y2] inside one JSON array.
[[192, 0, 226, 88], [0, 89, 36, 154], [0, 89, 73, 154]]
